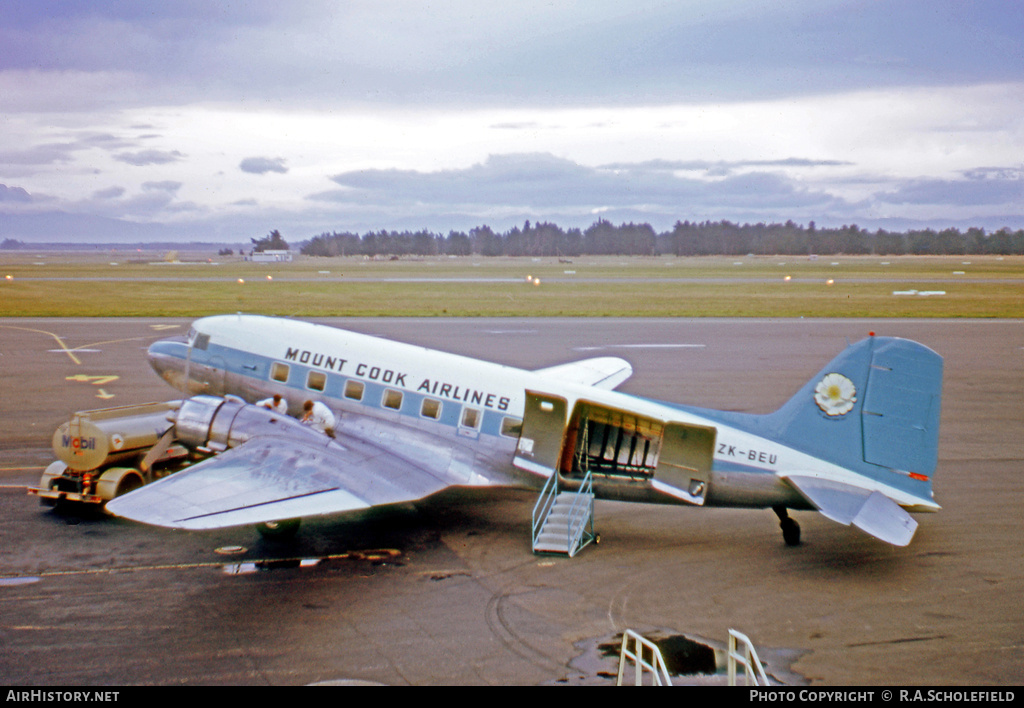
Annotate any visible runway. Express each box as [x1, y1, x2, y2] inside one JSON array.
[[1, 317, 1022, 685]]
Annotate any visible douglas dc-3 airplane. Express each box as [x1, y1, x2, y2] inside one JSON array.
[[103, 314, 942, 550]]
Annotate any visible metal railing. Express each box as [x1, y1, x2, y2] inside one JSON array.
[[616, 629, 673, 686], [531, 470, 559, 550], [727, 629, 770, 686], [565, 469, 595, 557]]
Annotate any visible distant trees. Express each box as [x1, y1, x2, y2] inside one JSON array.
[[251, 229, 289, 252], [1, 238, 25, 249], [297, 220, 1024, 258]]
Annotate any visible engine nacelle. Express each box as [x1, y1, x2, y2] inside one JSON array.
[[173, 395, 330, 451]]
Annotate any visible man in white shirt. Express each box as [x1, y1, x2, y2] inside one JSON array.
[[256, 394, 288, 415], [301, 399, 336, 437]]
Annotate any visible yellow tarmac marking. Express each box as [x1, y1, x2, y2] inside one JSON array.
[[66, 374, 120, 385], [65, 374, 120, 400], [0, 325, 139, 400], [0, 325, 81, 365]]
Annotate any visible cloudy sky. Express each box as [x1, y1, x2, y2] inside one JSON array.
[[2, 1, 1023, 243]]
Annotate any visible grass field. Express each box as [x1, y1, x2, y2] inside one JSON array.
[[2, 251, 1022, 317]]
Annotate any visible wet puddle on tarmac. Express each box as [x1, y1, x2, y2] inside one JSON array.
[[561, 630, 809, 686], [220, 549, 401, 575]]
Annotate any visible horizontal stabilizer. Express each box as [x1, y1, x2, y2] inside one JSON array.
[[533, 357, 632, 390], [785, 474, 917, 546]]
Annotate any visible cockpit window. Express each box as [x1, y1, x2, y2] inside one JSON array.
[[191, 332, 210, 351]]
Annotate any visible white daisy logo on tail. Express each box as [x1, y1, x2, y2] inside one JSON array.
[[814, 373, 857, 416]]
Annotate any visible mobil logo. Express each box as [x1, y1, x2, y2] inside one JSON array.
[[62, 435, 97, 451]]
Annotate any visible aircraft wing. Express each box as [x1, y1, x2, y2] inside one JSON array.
[[783, 474, 918, 546], [533, 357, 633, 390], [106, 432, 455, 530]]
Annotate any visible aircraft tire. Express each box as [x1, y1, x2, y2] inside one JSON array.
[[256, 518, 301, 540], [781, 518, 801, 547]]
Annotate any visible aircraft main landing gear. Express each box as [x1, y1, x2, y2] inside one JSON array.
[[773, 506, 801, 546]]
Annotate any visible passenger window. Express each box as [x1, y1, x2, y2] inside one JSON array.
[[344, 379, 364, 401], [461, 407, 481, 429], [420, 398, 441, 419], [383, 389, 403, 410], [500, 417, 523, 438], [271, 362, 290, 383], [306, 370, 327, 392]]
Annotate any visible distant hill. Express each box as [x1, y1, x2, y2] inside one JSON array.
[[0, 211, 177, 244]]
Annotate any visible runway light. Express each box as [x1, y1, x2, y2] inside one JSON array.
[[784, 275, 792, 282], [4, 275, 11, 280], [266, 275, 273, 281], [826, 279, 834, 286], [525, 274, 533, 282], [533, 278, 540, 286], [237, 278, 245, 284]]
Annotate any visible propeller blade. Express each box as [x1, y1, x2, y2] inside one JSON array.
[[140, 428, 175, 475]]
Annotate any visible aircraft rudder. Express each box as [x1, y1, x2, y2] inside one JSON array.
[[769, 334, 942, 494]]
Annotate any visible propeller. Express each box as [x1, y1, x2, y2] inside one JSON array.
[[182, 327, 195, 398], [140, 427, 175, 479]]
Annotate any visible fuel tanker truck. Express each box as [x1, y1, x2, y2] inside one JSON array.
[[30, 400, 199, 507]]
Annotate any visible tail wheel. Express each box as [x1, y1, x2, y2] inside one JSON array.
[[256, 518, 301, 540], [781, 518, 801, 546], [773, 506, 801, 547]]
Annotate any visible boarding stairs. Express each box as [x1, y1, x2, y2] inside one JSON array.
[[531, 468, 597, 557]]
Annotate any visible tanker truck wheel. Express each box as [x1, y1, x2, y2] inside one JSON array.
[[96, 467, 145, 503], [38, 462, 67, 507]]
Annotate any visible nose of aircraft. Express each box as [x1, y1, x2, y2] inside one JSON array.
[[147, 337, 190, 389]]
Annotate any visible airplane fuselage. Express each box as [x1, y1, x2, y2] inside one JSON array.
[[146, 315, 935, 518]]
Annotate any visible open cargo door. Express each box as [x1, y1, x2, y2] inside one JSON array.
[[513, 391, 570, 478], [652, 422, 716, 505]]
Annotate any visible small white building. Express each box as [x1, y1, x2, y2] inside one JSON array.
[[248, 250, 292, 262]]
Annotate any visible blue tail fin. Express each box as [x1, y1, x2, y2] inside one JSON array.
[[765, 335, 942, 496], [675, 335, 943, 503]]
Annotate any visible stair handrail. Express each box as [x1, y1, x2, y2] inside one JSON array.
[[727, 629, 770, 686], [565, 468, 595, 557], [531, 470, 559, 549], [616, 629, 673, 686]]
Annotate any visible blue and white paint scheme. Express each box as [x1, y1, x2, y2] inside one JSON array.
[[108, 314, 942, 547]]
